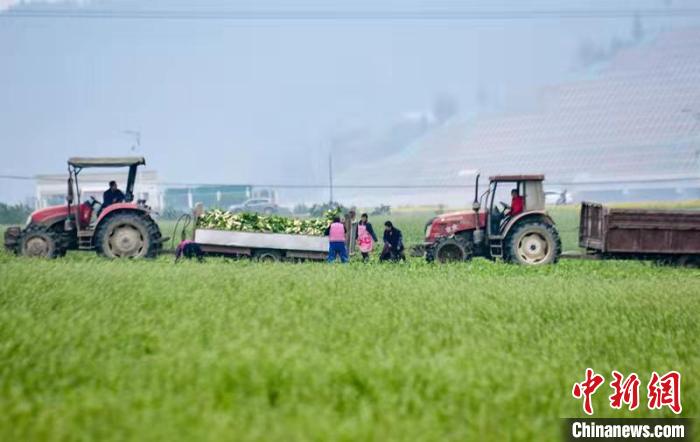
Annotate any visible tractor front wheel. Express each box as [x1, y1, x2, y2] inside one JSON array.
[[426, 236, 472, 263], [95, 213, 160, 259], [505, 222, 561, 265], [18, 225, 65, 259]]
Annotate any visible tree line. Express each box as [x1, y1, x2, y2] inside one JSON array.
[[0, 203, 32, 224]]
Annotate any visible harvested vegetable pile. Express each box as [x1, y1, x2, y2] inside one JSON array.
[[197, 207, 342, 236]]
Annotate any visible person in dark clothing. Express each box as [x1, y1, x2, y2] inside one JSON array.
[[380, 221, 405, 262], [175, 240, 204, 262], [102, 180, 125, 209], [355, 213, 378, 262]]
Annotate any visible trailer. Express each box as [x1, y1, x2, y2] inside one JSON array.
[[579, 201, 700, 265], [193, 228, 329, 262]]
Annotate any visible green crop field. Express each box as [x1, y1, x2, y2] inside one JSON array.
[[0, 205, 698, 441]]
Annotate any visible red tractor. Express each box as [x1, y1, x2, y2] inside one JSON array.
[[424, 174, 561, 265], [4, 157, 163, 259]]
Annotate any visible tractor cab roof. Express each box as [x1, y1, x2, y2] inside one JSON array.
[[68, 157, 146, 168], [489, 174, 544, 182]]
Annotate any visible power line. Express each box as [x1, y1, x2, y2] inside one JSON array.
[[2, 174, 699, 188], [2, 8, 700, 21], [0, 175, 34, 181], [0, 175, 474, 188]]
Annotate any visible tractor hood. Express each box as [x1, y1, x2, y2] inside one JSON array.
[[426, 210, 487, 242], [436, 210, 477, 224], [436, 210, 487, 229], [30, 205, 71, 225], [29, 204, 92, 227]]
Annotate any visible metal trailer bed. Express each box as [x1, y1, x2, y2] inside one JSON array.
[[579, 201, 700, 261], [193, 228, 329, 261]]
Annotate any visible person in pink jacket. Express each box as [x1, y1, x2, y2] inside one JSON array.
[[325, 216, 348, 263], [355, 213, 378, 262]]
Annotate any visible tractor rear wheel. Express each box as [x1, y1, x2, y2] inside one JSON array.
[[95, 213, 160, 259], [426, 236, 472, 263], [18, 225, 65, 258], [505, 222, 561, 265]]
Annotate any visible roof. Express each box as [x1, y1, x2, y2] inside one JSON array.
[[336, 27, 700, 192], [68, 157, 146, 168], [490, 174, 544, 182]]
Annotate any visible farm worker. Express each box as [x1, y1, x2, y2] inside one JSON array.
[[380, 221, 406, 262], [355, 213, 378, 262], [344, 208, 357, 255], [102, 180, 125, 209], [175, 239, 204, 262], [325, 216, 348, 263], [510, 189, 524, 216]]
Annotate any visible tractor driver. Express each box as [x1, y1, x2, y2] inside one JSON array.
[[492, 189, 524, 233], [102, 180, 125, 209], [509, 189, 524, 217]]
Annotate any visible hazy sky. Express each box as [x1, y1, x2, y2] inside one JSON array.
[[1, 0, 698, 202]]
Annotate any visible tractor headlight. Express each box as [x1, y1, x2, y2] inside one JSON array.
[[424, 217, 436, 238], [25, 215, 33, 227]]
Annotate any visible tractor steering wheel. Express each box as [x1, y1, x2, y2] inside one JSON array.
[[495, 201, 509, 216], [88, 196, 102, 209]]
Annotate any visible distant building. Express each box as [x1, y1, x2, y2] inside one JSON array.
[[35, 170, 162, 210], [34, 173, 274, 213], [163, 185, 253, 211]]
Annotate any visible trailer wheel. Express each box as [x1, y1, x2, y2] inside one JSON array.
[[676, 255, 700, 268], [426, 236, 472, 263], [505, 222, 561, 265], [254, 249, 283, 262]]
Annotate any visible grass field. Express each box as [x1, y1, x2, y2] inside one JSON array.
[[0, 205, 698, 441]]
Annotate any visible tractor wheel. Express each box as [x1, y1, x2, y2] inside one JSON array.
[[505, 222, 561, 265], [426, 236, 472, 263], [95, 213, 160, 259], [18, 225, 65, 259], [254, 249, 283, 262]]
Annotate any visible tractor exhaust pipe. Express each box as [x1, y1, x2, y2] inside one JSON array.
[[65, 170, 75, 232], [472, 173, 484, 245]]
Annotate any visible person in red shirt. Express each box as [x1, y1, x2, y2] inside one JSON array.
[[510, 189, 524, 216]]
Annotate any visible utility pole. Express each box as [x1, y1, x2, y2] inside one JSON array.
[[328, 153, 334, 204]]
